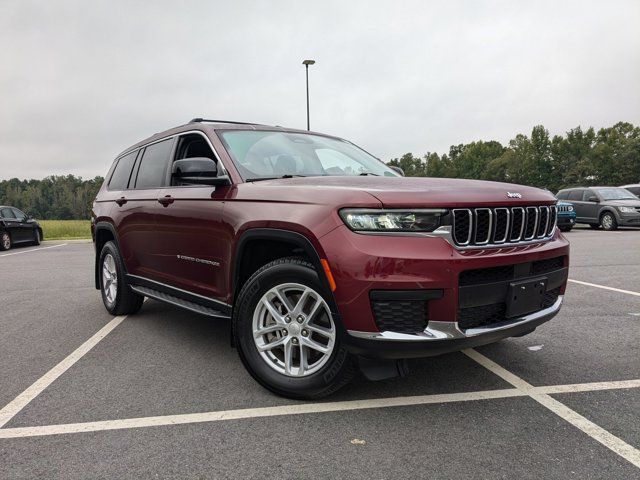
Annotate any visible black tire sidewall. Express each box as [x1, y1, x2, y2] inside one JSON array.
[[99, 241, 126, 315], [234, 260, 351, 399]]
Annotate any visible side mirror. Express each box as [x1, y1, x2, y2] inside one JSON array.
[[587, 196, 598, 202], [389, 166, 405, 176], [172, 157, 231, 186]]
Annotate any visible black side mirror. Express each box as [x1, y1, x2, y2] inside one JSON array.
[[172, 157, 231, 186], [389, 166, 405, 176], [587, 196, 598, 202]]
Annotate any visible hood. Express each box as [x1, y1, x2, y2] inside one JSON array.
[[236, 176, 556, 208]]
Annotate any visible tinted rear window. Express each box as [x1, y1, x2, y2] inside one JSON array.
[[109, 151, 138, 190], [556, 191, 569, 199], [135, 139, 173, 188], [568, 190, 583, 200]]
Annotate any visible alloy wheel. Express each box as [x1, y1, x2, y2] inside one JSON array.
[[601, 214, 613, 230], [102, 253, 118, 305], [252, 283, 336, 377], [2, 233, 10, 250]]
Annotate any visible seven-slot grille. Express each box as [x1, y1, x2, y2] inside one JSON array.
[[557, 204, 573, 212], [452, 205, 557, 247]]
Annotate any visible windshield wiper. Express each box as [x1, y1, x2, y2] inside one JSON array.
[[245, 174, 307, 182], [359, 172, 379, 176]]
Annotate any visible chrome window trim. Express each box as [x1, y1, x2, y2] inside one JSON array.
[[111, 129, 230, 183]]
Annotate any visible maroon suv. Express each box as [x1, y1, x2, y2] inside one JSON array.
[[92, 119, 569, 398]]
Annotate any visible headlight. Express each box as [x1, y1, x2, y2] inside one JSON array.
[[339, 208, 446, 232], [567, 205, 574, 212], [619, 206, 636, 213]]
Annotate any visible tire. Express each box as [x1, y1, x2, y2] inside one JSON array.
[[559, 226, 573, 232], [33, 228, 41, 245], [600, 212, 618, 231], [233, 257, 357, 399], [0, 231, 11, 251], [589, 223, 600, 230], [98, 241, 144, 316]]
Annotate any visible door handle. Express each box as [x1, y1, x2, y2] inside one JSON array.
[[157, 195, 174, 207], [115, 197, 127, 206]]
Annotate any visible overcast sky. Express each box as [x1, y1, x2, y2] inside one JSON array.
[[1, 0, 639, 180]]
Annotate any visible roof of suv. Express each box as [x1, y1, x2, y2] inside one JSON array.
[[117, 118, 339, 159]]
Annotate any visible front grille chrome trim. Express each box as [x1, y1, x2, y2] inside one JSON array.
[[493, 207, 510, 244]]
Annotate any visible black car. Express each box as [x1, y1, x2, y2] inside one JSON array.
[[0, 206, 43, 251], [557, 187, 640, 230]]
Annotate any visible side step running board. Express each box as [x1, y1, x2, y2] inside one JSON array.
[[131, 285, 231, 319]]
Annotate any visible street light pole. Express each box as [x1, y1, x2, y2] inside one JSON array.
[[302, 59, 315, 130]]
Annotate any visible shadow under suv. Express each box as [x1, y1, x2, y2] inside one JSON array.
[[92, 118, 570, 398]]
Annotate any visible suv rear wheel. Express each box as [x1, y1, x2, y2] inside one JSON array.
[[99, 241, 144, 316], [233, 257, 356, 399]]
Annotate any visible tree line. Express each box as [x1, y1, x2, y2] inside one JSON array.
[[388, 121, 640, 192], [0, 175, 103, 220]]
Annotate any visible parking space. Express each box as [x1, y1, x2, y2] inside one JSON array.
[[1, 232, 639, 478]]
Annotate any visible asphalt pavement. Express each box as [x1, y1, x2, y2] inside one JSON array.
[[0, 227, 638, 479]]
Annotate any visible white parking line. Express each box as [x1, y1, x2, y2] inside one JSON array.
[[463, 349, 640, 469], [0, 314, 129, 429], [568, 279, 640, 297], [0, 243, 68, 257], [0, 377, 638, 440]]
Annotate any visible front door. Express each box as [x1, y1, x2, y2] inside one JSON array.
[[151, 133, 231, 302]]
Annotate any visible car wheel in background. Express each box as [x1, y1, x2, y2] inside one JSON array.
[[0, 232, 11, 251], [233, 257, 357, 399], [33, 229, 41, 245], [99, 241, 144, 316], [600, 212, 618, 231]]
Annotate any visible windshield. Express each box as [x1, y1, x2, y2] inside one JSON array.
[[594, 188, 638, 200], [218, 130, 399, 180]]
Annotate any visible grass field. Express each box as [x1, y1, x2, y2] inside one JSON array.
[[40, 220, 92, 240]]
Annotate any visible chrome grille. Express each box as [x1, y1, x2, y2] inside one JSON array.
[[451, 205, 557, 248]]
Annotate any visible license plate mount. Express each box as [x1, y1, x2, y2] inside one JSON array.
[[506, 277, 547, 318]]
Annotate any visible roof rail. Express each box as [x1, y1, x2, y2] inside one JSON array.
[[189, 118, 260, 125]]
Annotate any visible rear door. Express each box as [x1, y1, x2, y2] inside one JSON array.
[[568, 189, 588, 221], [152, 132, 231, 301], [0, 207, 22, 242], [121, 138, 175, 279]]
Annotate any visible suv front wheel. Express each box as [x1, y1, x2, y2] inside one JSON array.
[[233, 257, 356, 399], [600, 211, 618, 231]]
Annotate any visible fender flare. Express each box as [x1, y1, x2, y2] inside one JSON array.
[[232, 228, 340, 314], [93, 221, 124, 289]]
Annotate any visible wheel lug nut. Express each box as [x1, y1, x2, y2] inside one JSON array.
[[292, 337, 298, 344], [282, 329, 288, 336], [285, 316, 291, 323], [296, 315, 304, 323], [301, 329, 308, 337]]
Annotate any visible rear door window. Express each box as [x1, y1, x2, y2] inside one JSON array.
[[556, 191, 568, 200], [568, 190, 583, 201], [0, 207, 16, 219], [109, 151, 138, 190], [135, 139, 173, 189]]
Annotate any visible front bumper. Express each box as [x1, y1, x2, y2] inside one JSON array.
[[618, 212, 640, 226], [346, 296, 562, 359], [320, 225, 569, 357], [557, 215, 576, 227]]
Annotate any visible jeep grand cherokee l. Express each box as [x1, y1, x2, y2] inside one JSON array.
[[92, 118, 569, 399]]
